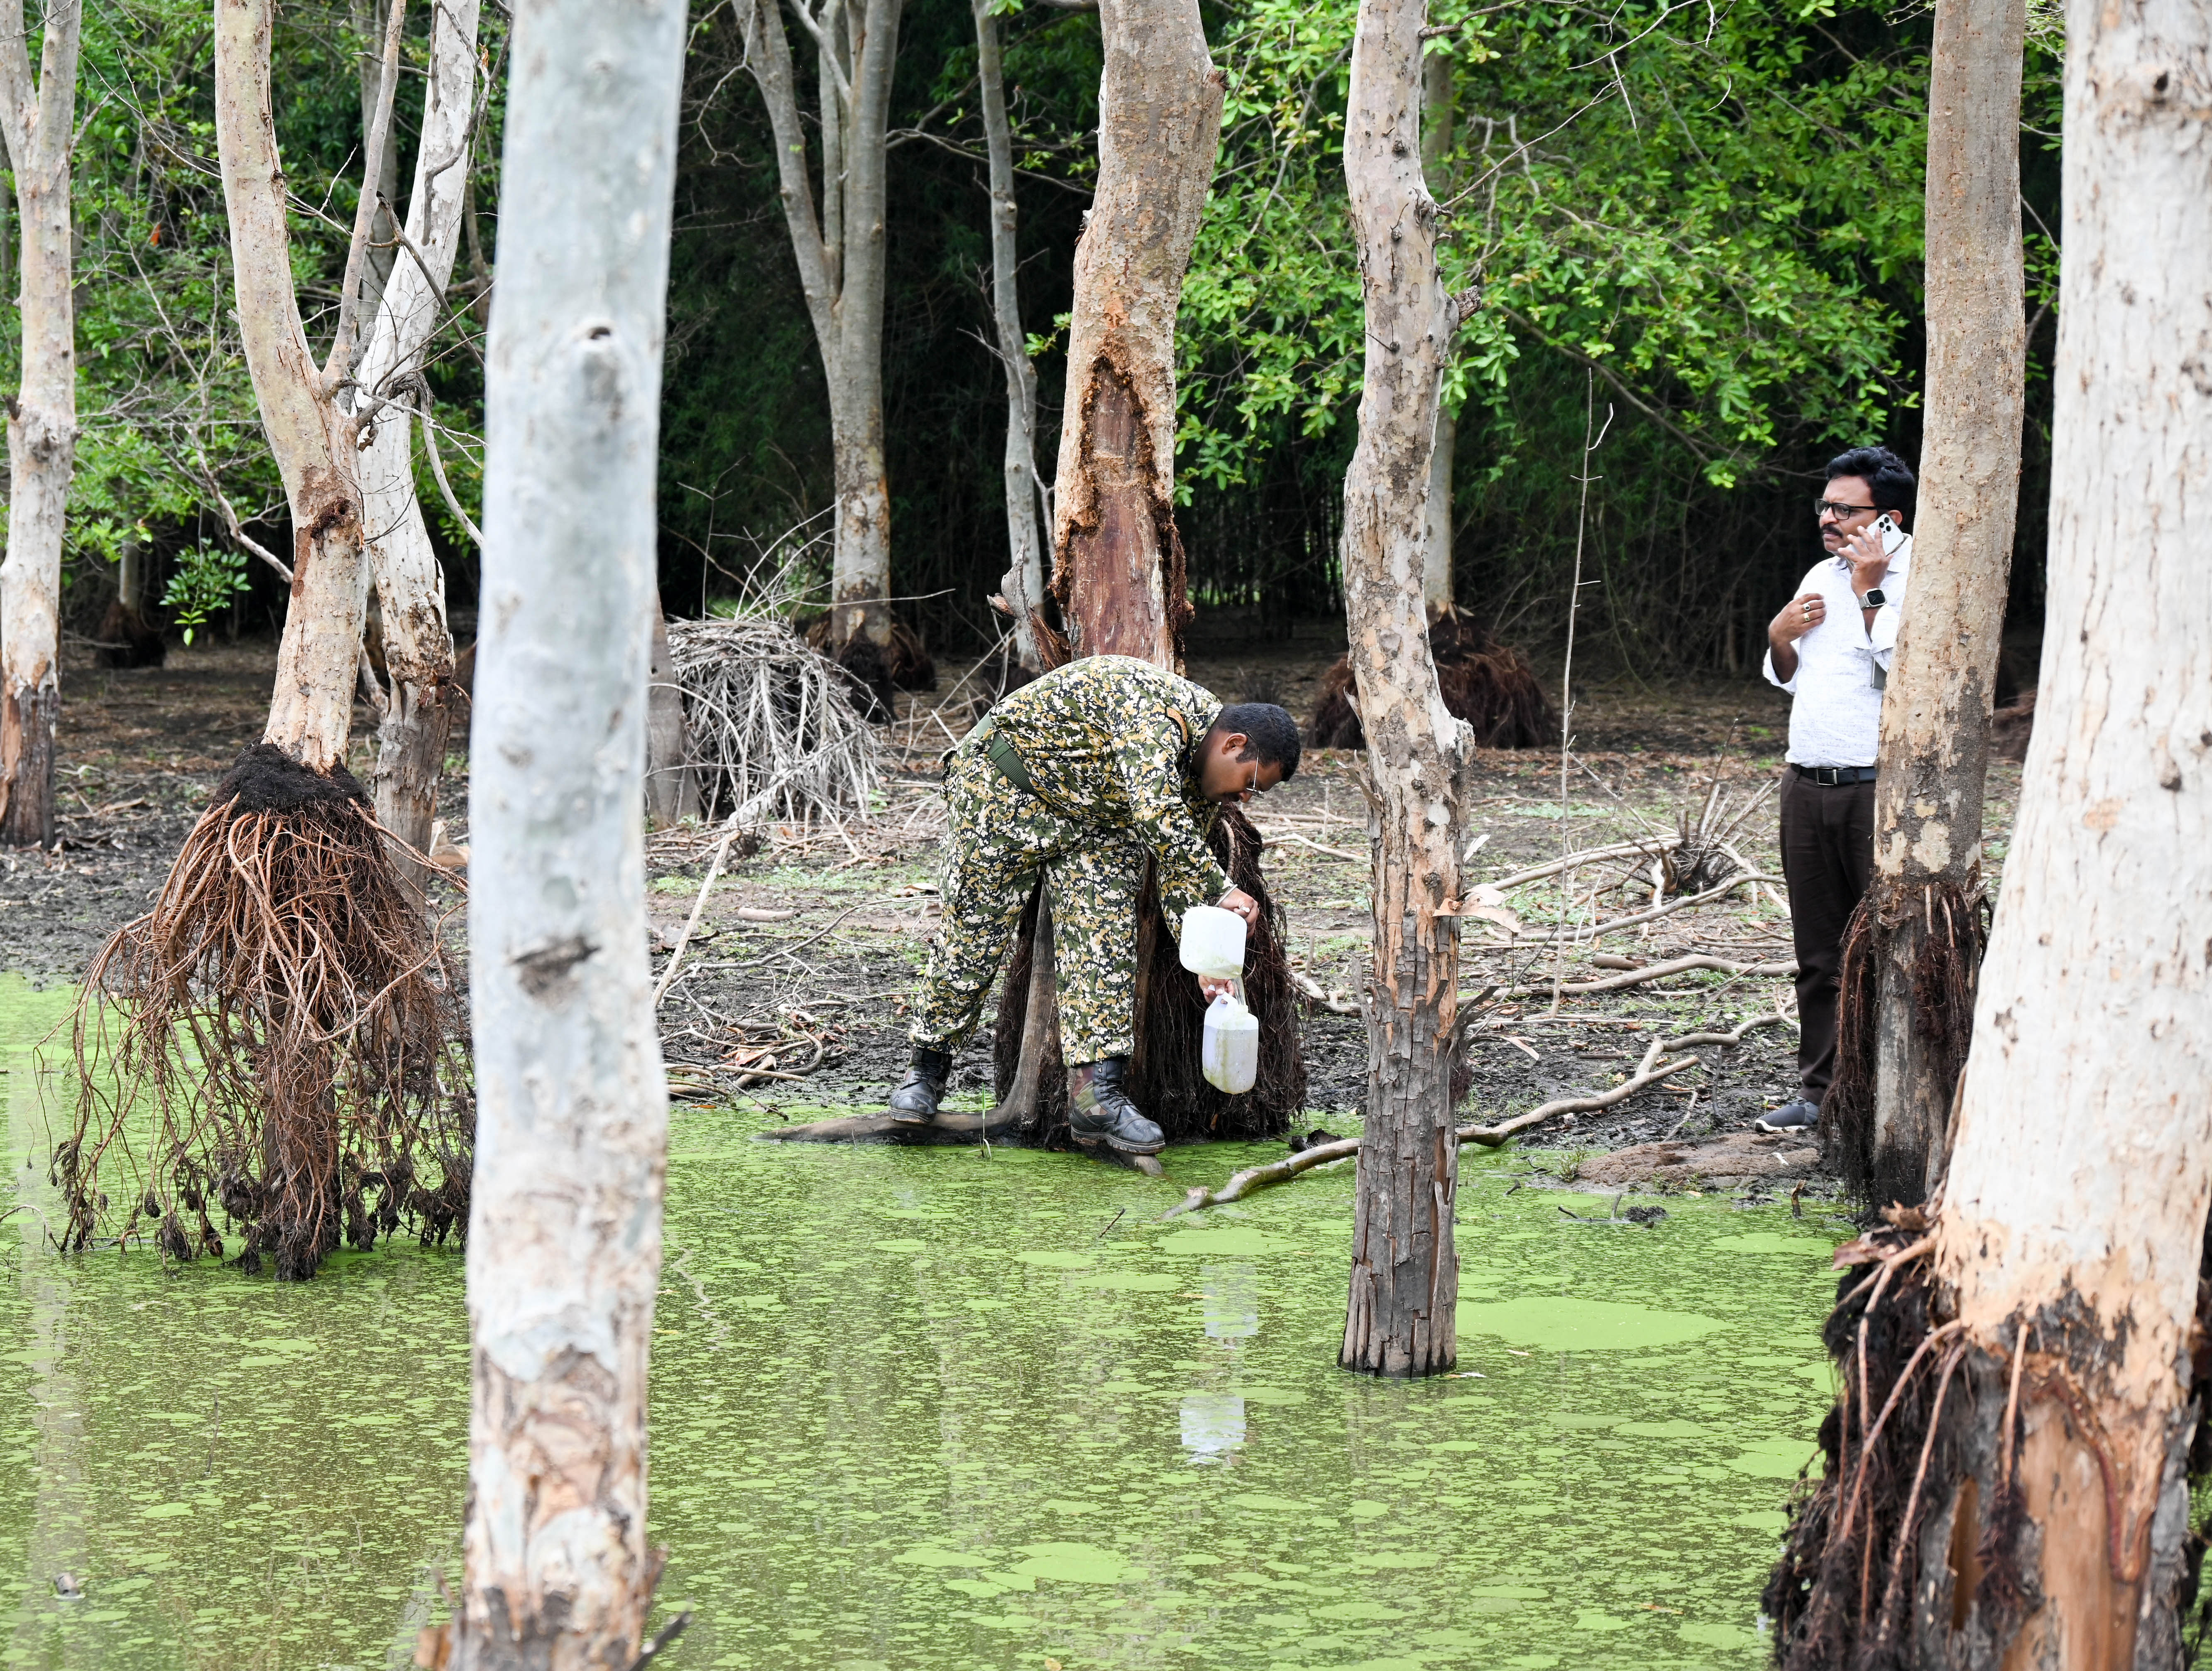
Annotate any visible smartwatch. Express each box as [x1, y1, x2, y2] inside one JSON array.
[[1857, 587, 1888, 610]]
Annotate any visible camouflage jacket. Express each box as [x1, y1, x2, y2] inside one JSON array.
[[980, 655, 1230, 924]]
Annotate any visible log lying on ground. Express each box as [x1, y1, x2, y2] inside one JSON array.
[[1496, 952, 1797, 998], [1163, 1012, 1789, 1215], [753, 1107, 1165, 1176]]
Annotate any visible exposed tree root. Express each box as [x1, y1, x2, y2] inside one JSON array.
[[1825, 877, 1987, 1210], [1306, 609, 1552, 749], [57, 744, 469, 1281]]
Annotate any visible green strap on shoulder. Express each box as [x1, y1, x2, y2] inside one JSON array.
[[968, 715, 1035, 794]]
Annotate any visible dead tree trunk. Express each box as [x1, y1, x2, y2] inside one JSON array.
[[0, 0, 82, 850], [1045, 0, 1223, 666], [1335, 0, 1475, 1379], [644, 587, 699, 826], [1825, 0, 2025, 1210], [737, 0, 902, 651], [355, 0, 481, 878], [1765, 0, 2212, 1658], [975, 0, 1049, 673], [1419, 46, 1454, 623], [444, 0, 685, 1664]]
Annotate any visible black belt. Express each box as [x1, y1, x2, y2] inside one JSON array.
[[965, 715, 1035, 794], [1793, 764, 1877, 786]]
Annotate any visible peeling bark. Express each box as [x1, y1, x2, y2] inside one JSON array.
[[1419, 47, 1453, 624], [450, 0, 686, 1663], [1046, 0, 1224, 668], [1857, 0, 2027, 1201], [1336, 0, 1474, 1379], [0, 0, 82, 848], [1772, 0, 2212, 1659], [355, 0, 481, 868], [975, 0, 1049, 672], [737, 0, 903, 648]]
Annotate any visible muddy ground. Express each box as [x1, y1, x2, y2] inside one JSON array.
[[1, 627, 2024, 1199]]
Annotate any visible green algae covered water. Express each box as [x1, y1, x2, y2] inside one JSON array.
[[1, 975, 1845, 1669]]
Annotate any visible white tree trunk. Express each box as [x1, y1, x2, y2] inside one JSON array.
[[453, 0, 685, 1661], [0, 0, 82, 848], [354, 0, 480, 861], [1336, 0, 1474, 1379], [1879, 0, 2211, 1654], [1047, 0, 1223, 667], [976, 0, 1047, 671], [739, 0, 904, 649], [214, 0, 377, 771]]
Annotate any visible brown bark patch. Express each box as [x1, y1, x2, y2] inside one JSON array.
[[1050, 356, 1189, 665]]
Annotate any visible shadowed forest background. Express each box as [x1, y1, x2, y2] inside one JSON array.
[[9, 0, 2061, 676]]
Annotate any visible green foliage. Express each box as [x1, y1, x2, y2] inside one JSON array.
[[160, 541, 250, 644]]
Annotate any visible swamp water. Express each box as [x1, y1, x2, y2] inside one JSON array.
[[1, 975, 1844, 1669]]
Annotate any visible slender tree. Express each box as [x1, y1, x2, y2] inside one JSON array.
[[1767, 0, 2212, 1655], [1335, 0, 1477, 1378], [975, 0, 1050, 674], [1045, 0, 1223, 663], [0, 0, 82, 850], [59, 0, 466, 1282], [355, 0, 482, 873], [736, 0, 904, 656], [1824, 0, 2026, 1208], [444, 0, 686, 1661]]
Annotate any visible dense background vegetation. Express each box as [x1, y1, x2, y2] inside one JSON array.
[[4, 0, 2063, 678]]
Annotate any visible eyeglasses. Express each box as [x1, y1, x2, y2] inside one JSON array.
[[1814, 499, 1877, 520]]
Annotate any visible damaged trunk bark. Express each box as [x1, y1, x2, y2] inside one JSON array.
[[1827, 0, 2025, 1210], [355, 0, 480, 875], [1335, 0, 1475, 1379], [1766, 0, 2212, 1659], [445, 0, 685, 1664], [976, 0, 1049, 673], [737, 0, 902, 650], [1045, 0, 1223, 667], [0, 0, 82, 850]]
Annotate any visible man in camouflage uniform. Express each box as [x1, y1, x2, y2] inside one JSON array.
[[890, 655, 1302, 1154]]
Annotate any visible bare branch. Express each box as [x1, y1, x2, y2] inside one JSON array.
[[320, 0, 410, 395]]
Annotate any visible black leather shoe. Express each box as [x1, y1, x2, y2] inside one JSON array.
[[1068, 1056, 1165, 1155], [1755, 1098, 1821, 1134], [888, 1047, 952, 1125]]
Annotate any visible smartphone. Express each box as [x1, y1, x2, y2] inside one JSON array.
[[1873, 513, 1907, 558]]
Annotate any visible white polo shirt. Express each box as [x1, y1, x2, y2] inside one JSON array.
[[1761, 538, 1911, 768]]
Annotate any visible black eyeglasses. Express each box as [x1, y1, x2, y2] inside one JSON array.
[[1814, 499, 1877, 520]]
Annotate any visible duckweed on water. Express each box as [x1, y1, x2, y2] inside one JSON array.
[[1, 975, 1845, 1668]]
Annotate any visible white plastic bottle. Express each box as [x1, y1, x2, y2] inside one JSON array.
[[1202, 991, 1259, 1094], [1179, 905, 1247, 980]]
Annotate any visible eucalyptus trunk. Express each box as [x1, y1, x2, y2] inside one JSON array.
[[1336, 0, 1474, 1379], [450, 0, 685, 1661], [1830, 0, 2026, 1208], [356, 0, 480, 872], [1046, 0, 1224, 666], [738, 0, 903, 649], [1769, 0, 2212, 1657], [0, 0, 82, 849], [976, 0, 1048, 671], [1419, 47, 1453, 622]]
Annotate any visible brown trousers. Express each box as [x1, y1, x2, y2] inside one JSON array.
[[1778, 769, 1876, 1097]]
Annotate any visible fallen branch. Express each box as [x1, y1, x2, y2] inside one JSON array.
[[1492, 952, 1797, 998], [1289, 968, 1362, 1014], [1483, 835, 1681, 892], [1165, 1011, 1791, 1214], [1260, 831, 1367, 864]]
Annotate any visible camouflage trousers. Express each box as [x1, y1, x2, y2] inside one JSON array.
[[910, 749, 1145, 1065]]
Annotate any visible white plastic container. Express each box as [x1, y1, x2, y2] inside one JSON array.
[[1179, 904, 1248, 980], [1202, 991, 1259, 1094]]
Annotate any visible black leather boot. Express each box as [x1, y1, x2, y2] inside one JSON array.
[[1068, 1056, 1165, 1155], [888, 1046, 953, 1125]]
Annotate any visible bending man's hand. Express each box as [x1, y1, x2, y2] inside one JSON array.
[[1199, 975, 1238, 1001], [1217, 887, 1261, 930]]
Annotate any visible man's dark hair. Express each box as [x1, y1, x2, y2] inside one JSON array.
[[1211, 703, 1301, 781], [1826, 446, 1917, 527]]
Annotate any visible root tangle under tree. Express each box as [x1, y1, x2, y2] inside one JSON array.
[[61, 744, 469, 1281]]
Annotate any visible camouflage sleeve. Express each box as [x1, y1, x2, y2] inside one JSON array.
[[1113, 710, 1231, 933]]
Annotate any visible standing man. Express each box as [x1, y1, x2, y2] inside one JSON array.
[[886, 655, 1301, 1155], [1756, 446, 1915, 1132]]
